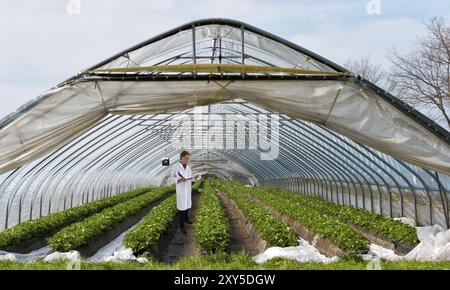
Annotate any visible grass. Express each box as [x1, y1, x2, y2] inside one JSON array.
[[1, 254, 450, 270]]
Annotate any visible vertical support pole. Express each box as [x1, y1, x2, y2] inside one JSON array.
[[387, 185, 393, 218], [321, 179, 325, 198], [4, 207, 8, 230], [48, 194, 52, 215], [241, 26, 245, 65], [39, 194, 43, 219], [313, 178, 317, 197], [18, 199, 22, 224], [219, 37, 222, 64], [435, 171, 450, 229], [192, 25, 197, 65]]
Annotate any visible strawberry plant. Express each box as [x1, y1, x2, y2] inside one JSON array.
[[194, 180, 230, 253], [267, 188, 419, 247], [0, 187, 154, 250], [48, 186, 174, 252], [123, 194, 178, 254], [247, 187, 370, 253], [218, 181, 298, 248], [123, 180, 203, 255], [192, 180, 203, 192]]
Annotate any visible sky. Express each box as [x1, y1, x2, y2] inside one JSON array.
[[0, 0, 449, 118]]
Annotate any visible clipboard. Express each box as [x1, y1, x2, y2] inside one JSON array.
[[178, 172, 193, 181]]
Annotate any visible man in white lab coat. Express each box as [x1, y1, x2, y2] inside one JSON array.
[[172, 151, 193, 234]]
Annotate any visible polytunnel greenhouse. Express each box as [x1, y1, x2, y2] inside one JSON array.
[[0, 18, 450, 270]]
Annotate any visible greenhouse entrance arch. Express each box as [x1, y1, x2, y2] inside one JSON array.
[[0, 19, 449, 230]]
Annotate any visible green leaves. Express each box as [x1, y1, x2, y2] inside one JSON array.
[[48, 187, 174, 252], [249, 188, 370, 253], [0, 187, 154, 250], [194, 180, 230, 253], [123, 195, 178, 254], [219, 181, 298, 248], [268, 188, 419, 246], [216, 182, 370, 254]]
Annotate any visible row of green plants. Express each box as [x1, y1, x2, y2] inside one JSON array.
[[218, 181, 298, 248], [267, 188, 419, 246], [194, 180, 230, 253], [49, 186, 174, 252], [123, 195, 178, 255], [0, 187, 154, 250], [246, 186, 370, 253], [123, 179, 203, 254], [191, 180, 203, 193]]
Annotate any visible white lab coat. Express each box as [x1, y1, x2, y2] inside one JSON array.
[[172, 162, 193, 211]]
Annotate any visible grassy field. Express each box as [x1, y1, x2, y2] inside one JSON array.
[[1, 253, 450, 270]]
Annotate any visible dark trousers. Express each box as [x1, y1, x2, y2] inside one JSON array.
[[178, 209, 190, 229]]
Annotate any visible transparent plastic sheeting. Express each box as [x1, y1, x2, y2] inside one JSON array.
[[0, 100, 448, 229], [0, 20, 449, 229], [98, 24, 335, 71], [0, 80, 449, 176]]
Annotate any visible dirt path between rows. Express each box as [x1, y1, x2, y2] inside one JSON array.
[[161, 193, 201, 264], [218, 192, 267, 256], [223, 201, 260, 256], [247, 194, 347, 258]]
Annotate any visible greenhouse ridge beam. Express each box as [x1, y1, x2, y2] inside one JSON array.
[[72, 18, 348, 77]]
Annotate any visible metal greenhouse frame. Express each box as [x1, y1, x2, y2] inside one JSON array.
[[0, 19, 449, 230]]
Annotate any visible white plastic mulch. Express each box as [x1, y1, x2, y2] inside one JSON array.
[[88, 225, 137, 262], [0, 246, 52, 262], [0, 247, 147, 264], [101, 247, 148, 264], [404, 225, 450, 261], [0, 253, 16, 262], [3, 217, 450, 265], [361, 244, 401, 261], [44, 251, 81, 262], [254, 218, 450, 264], [253, 239, 339, 264]]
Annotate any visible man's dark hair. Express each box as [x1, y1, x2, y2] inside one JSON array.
[[180, 151, 190, 159]]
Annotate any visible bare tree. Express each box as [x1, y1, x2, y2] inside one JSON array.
[[344, 56, 386, 87], [389, 16, 450, 129]]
